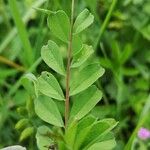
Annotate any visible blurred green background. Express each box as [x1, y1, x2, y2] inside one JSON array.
[[0, 0, 150, 149]]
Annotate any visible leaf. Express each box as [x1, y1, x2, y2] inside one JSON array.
[[74, 116, 96, 150], [58, 141, 69, 150], [19, 127, 34, 141], [70, 63, 105, 96], [71, 44, 94, 68], [120, 43, 133, 64], [87, 139, 116, 150], [121, 67, 139, 76], [81, 119, 118, 149], [72, 35, 83, 55], [73, 9, 94, 34], [37, 71, 64, 100], [47, 10, 70, 42], [70, 85, 102, 120], [65, 120, 78, 148], [0, 68, 17, 79], [140, 24, 150, 41], [34, 95, 64, 127], [21, 73, 38, 97], [41, 40, 65, 75], [111, 40, 121, 62], [36, 126, 53, 150], [2, 145, 26, 150], [99, 57, 112, 69], [15, 119, 29, 130]]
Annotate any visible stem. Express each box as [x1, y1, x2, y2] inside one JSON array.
[[9, 0, 33, 67], [94, 0, 117, 50], [0, 55, 26, 72], [65, 0, 75, 127]]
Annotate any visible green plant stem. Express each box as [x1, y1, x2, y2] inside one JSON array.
[[0, 55, 26, 72], [9, 0, 33, 67], [94, 0, 117, 50], [65, 0, 75, 127]]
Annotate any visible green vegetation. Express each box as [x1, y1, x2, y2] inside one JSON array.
[[0, 0, 150, 149]]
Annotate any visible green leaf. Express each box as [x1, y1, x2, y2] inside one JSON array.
[[87, 139, 116, 150], [37, 71, 64, 100], [65, 120, 78, 149], [58, 141, 69, 150], [120, 43, 133, 64], [82, 119, 118, 149], [111, 40, 121, 63], [73, 9, 94, 34], [19, 127, 34, 141], [47, 10, 70, 42], [34, 95, 64, 127], [71, 44, 94, 68], [41, 40, 65, 75], [0, 68, 17, 79], [70, 63, 105, 96], [72, 35, 83, 55], [140, 24, 150, 41], [70, 86, 102, 120], [36, 126, 53, 150], [121, 67, 139, 76], [74, 116, 96, 150], [21, 73, 38, 97], [99, 58, 112, 69], [15, 119, 29, 130]]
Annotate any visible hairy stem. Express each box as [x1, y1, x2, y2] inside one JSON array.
[[65, 0, 75, 127]]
